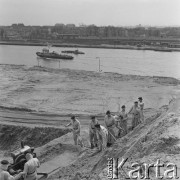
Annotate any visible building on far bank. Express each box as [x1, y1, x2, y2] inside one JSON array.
[[55, 23, 65, 27], [66, 24, 76, 28], [12, 23, 25, 28], [57, 33, 79, 39], [5, 28, 22, 40], [169, 43, 180, 48], [160, 32, 167, 38]]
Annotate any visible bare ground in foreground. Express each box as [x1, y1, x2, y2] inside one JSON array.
[[0, 68, 180, 179]]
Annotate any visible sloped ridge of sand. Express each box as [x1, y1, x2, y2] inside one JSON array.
[[97, 97, 180, 179], [47, 97, 180, 179]]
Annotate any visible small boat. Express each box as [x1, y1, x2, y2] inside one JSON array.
[[61, 49, 85, 55], [36, 48, 74, 60], [153, 48, 172, 52]]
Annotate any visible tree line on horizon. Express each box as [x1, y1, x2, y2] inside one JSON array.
[[0, 23, 180, 41]]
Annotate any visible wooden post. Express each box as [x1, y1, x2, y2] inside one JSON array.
[[96, 57, 101, 72], [99, 59, 101, 72]]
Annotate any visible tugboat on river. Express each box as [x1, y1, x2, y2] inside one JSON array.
[[36, 48, 74, 60], [61, 49, 85, 55]]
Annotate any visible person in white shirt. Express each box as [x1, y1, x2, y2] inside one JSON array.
[[95, 124, 108, 152], [128, 101, 140, 130], [138, 97, 144, 123], [0, 160, 24, 180], [104, 110, 116, 147], [118, 105, 128, 136], [66, 116, 82, 146], [23, 153, 40, 180], [89, 116, 99, 149]]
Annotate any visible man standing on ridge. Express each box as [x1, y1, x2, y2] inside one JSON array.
[[118, 105, 128, 136], [128, 101, 140, 130], [104, 110, 116, 147], [138, 97, 144, 123], [89, 116, 99, 149], [66, 116, 82, 146], [95, 124, 108, 152]]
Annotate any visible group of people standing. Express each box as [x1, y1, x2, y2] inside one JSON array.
[[66, 97, 144, 152], [0, 98, 144, 180]]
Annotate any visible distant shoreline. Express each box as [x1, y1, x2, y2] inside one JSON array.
[[1, 63, 180, 84], [0, 40, 180, 52]]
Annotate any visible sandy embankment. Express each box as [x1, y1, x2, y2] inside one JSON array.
[[0, 66, 180, 179], [96, 97, 180, 180], [46, 98, 180, 180]]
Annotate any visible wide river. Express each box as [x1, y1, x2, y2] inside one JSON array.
[[0, 44, 180, 114], [0, 45, 180, 79]]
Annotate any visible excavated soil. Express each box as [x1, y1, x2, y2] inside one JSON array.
[[1, 66, 180, 179], [0, 125, 71, 159], [46, 98, 180, 180]]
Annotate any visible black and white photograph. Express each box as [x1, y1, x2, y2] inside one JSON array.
[[0, 0, 180, 179]]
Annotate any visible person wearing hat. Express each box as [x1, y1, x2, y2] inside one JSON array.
[[128, 101, 140, 130], [23, 153, 40, 180], [138, 97, 144, 123], [118, 105, 128, 137], [104, 110, 116, 147], [94, 124, 108, 152], [89, 116, 99, 149], [0, 160, 24, 180], [66, 116, 81, 146]]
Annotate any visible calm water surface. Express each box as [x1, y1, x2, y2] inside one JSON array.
[[0, 45, 180, 114], [0, 45, 180, 78]]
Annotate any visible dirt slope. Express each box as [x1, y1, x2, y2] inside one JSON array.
[[0, 125, 70, 159], [47, 107, 164, 179], [97, 97, 180, 180], [46, 97, 180, 180], [1, 66, 180, 179]]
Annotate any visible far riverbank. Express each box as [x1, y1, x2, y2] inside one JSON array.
[[0, 40, 180, 52]]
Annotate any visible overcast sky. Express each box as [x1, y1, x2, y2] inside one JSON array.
[[0, 0, 180, 26]]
